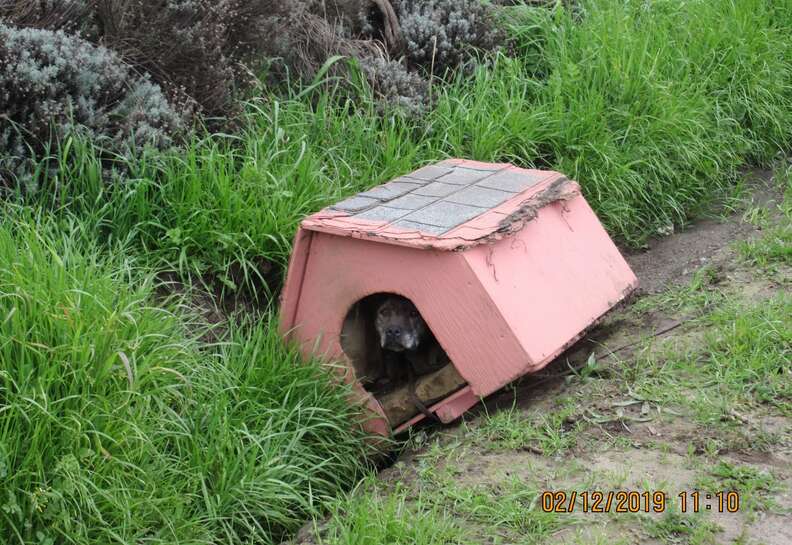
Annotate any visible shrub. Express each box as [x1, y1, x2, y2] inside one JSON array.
[[358, 55, 430, 115], [259, 4, 431, 116], [0, 0, 92, 32], [1, 0, 284, 121], [0, 23, 185, 192], [262, 6, 382, 83], [0, 0, 460, 119], [88, 0, 285, 120], [395, 0, 501, 76]]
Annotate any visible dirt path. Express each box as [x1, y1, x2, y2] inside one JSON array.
[[625, 168, 782, 295], [294, 169, 791, 545]]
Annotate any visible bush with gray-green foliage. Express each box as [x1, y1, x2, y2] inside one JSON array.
[[395, 0, 501, 76], [1, 0, 285, 121], [358, 55, 430, 115], [0, 23, 184, 192]]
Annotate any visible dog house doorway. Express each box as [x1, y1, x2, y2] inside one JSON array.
[[340, 293, 467, 426]]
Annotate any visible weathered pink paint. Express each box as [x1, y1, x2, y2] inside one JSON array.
[[279, 160, 638, 435]]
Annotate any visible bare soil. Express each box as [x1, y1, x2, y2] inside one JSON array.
[[625, 168, 782, 295]]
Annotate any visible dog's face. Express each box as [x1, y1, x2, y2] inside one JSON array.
[[375, 296, 427, 352]]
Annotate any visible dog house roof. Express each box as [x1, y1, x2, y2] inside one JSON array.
[[301, 159, 580, 251]]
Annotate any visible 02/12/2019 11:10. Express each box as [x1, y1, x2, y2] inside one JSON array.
[[540, 490, 741, 514]]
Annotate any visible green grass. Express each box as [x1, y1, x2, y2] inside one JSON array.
[[321, 437, 571, 544], [411, 472, 567, 544], [737, 166, 792, 270], [17, 0, 792, 298], [469, 400, 581, 455], [695, 462, 782, 515], [607, 258, 791, 454], [315, 480, 470, 545], [627, 293, 792, 423], [0, 208, 373, 544], [644, 510, 722, 545], [411, 438, 572, 543], [625, 173, 791, 424], [739, 223, 792, 267], [631, 266, 725, 316], [435, 479, 568, 543]]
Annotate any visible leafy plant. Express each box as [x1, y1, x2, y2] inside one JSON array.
[[0, 23, 184, 192], [395, 0, 502, 76]]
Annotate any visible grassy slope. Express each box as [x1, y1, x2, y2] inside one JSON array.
[[2, 1, 792, 544], [0, 209, 373, 543], [23, 0, 792, 297]]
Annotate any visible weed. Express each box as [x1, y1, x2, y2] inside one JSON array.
[[316, 480, 469, 545], [316, 475, 567, 545], [701, 296, 792, 410], [433, 478, 569, 544], [471, 400, 580, 455], [737, 172, 792, 270], [695, 462, 782, 514], [644, 510, 722, 545], [738, 227, 792, 268], [628, 294, 791, 422], [632, 266, 724, 315]]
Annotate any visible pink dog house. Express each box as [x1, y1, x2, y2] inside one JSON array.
[[279, 159, 638, 435]]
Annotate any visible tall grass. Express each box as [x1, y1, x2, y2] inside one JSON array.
[[316, 481, 470, 545], [19, 0, 792, 298], [0, 208, 372, 544]]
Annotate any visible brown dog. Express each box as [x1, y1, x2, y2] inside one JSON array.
[[375, 295, 427, 352], [374, 295, 449, 420]]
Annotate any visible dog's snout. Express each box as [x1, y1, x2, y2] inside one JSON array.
[[385, 327, 401, 338]]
